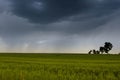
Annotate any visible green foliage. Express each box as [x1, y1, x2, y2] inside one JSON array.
[[0, 53, 120, 80]]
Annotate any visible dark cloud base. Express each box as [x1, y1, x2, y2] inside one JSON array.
[[6, 0, 120, 36], [10, 0, 120, 24]]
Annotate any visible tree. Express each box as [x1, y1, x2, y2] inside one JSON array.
[[99, 42, 113, 54], [96, 50, 100, 54], [104, 42, 113, 53], [99, 47, 105, 54], [93, 49, 96, 54], [88, 50, 92, 54]]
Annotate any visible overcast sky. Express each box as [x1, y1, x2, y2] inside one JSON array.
[[0, 0, 120, 53]]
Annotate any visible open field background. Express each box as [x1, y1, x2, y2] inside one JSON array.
[[0, 53, 120, 80]]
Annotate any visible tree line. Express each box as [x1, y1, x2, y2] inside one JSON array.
[[88, 42, 113, 54]]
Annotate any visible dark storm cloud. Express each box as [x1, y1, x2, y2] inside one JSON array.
[[1, 0, 120, 36], [0, 0, 120, 53], [9, 0, 120, 24], [9, 0, 92, 24]]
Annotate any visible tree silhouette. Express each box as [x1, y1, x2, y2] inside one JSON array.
[[93, 49, 96, 54], [104, 42, 113, 53], [99, 47, 105, 54], [99, 42, 113, 54], [89, 42, 113, 54], [88, 50, 92, 54], [96, 50, 100, 54]]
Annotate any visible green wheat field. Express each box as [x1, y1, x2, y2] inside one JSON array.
[[0, 53, 120, 80]]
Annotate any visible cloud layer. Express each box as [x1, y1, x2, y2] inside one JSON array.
[[8, 0, 120, 34], [0, 0, 120, 53], [9, 0, 120, 23]]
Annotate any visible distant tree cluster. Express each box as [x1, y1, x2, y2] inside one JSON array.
[[88, 42, 113, 54], [88, 50, 100, 54], [99, 42, 113, 54]]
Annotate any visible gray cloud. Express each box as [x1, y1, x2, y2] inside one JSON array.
[[0, 0, 10, 13], [7, 0, 120, 35], [9, 0, 120, 24], [0, 0, 120, 52], [2, 0, 120, 37], [9, 0, 91, 24]]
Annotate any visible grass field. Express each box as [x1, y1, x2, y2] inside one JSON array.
[[0, 53, 120, 80]]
